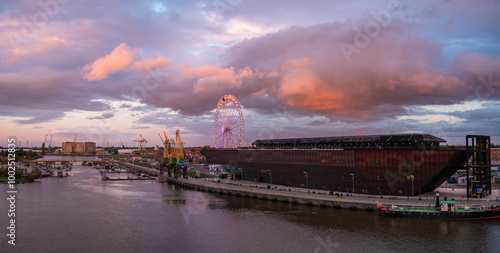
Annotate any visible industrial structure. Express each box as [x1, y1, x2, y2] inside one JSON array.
[[205, 134, 492, 197], [62, 141, 96, 155], [133, 135, 147, 150], [158, 130, 187, 180], [466, 135, 492, 198]]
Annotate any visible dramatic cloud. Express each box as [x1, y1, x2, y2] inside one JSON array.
[[182, 63, 256, 92], [82, 43, 174, 81], [217, 20, 486, 119], [0, 0, 499, 146]]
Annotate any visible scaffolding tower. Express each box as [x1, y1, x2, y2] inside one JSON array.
[[466, 135, 491, 198]]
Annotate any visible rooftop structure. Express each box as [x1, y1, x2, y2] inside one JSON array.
[[252, 134, 446, 149]]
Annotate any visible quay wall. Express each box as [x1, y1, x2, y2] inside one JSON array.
[[167, 177, 378, 211]]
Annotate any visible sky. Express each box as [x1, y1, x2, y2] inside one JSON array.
[[0, 0, 499, 148]]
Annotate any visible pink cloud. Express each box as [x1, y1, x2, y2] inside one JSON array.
[[182, 63, 256, 92], [218, 20, 479, 118], [131, 56, 174, 72], [82, 43, 173, 81]]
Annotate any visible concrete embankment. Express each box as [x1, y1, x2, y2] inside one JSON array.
[[167, 177, 500, 212]]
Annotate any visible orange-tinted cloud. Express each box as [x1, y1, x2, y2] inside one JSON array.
[[131, 56, 174, 72], [219, 21, 479, 119], [82, 43, 173, 81], [182, 63, 255, 92]]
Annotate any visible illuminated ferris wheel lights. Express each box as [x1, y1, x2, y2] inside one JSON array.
[[213, 94, 244, 149]]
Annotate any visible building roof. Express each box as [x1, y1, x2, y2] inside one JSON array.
[[252, 134, 445, 148]]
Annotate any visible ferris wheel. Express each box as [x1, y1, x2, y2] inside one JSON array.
[[214, 95, 244, 149]]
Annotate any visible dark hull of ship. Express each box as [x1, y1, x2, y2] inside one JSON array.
[[204, 148, 468, 196]]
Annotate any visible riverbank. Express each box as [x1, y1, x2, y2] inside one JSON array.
[[167, 177, 500, 212]]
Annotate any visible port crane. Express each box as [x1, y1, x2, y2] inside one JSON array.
[[71, 133, 77, 155], [158, 130, 186, 180], [174, 130, 184, 166], [48, 135, 52, 153], [132, 135, 147, 151], [41, 134, 48, 155], [120, 139, 125, 148]]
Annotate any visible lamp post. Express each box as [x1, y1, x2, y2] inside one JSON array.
[[303, 171, 308, 189], [410, 174, 415, 196], [350, 173, 355, 193], [266, 169, 272, 185]]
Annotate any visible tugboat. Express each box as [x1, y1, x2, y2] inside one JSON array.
[[378, 192, 500, 219]]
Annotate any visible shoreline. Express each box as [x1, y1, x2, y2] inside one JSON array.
[[166, 176, 500, 212]]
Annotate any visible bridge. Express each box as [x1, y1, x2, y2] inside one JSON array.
[[33, 155, 103, 163]]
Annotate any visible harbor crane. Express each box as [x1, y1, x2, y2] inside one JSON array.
[[132, 135, 147, 151], [48, 135, 53, 153], [158, 132, 174, 164], [120, 139, 125, 148], [175, 130, 184, 166], [71, 133, 77, 155], [158, 130, 187, 180], [41, 134, 48, 155]]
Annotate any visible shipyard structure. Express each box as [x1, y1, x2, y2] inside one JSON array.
[[205, 134, 492, 198]]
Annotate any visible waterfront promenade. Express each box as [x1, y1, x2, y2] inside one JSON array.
[[167, 176, 500, 211]]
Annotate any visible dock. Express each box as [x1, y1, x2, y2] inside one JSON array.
[[102, 177, 154, 181], [166, 177, 500, 211]]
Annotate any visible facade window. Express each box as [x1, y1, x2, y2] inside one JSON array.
[[337, 159, 343, 164], [374, 159, 380, 164], [406, 160, 413, 165]]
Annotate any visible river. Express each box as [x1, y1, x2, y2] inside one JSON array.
[[1, 163, 499, 253]]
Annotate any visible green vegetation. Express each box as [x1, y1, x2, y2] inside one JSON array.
[[200, 146, 209, 156], [104, 146, 119, 155], [187, 172, 213, 179], [0, 168, 41, 183], [0, 149, 41, 161]]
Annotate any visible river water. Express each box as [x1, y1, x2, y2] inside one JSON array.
[[1, 163, 500, 253]]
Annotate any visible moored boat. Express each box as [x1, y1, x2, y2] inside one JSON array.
[[378, 192, 500, 219]]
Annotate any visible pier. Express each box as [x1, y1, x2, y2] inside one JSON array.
[[166, 177, 500, 211]]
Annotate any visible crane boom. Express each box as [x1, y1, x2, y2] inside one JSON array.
[[71, 133, 77, 155], [42, 134, 48, 155], [49, 135, 52, 152]]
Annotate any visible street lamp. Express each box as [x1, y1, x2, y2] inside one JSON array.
[[303, 171, 308, 189], [266, 169, 272, 185], [350, 173, 355, 193], [410, 174, 415, 196]]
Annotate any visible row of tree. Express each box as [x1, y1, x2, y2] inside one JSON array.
[[0, 149, 41, 161]]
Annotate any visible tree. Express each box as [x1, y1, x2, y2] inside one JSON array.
[[200, 146, 209, 156]]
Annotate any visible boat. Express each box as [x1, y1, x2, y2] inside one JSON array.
[[205, 134, 488, 196], [378, 192, 500, 219]]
